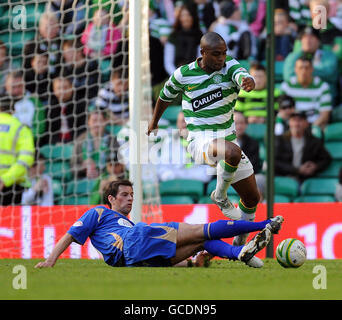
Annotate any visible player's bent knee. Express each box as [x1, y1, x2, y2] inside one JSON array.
[[224, 142, 241, 166]]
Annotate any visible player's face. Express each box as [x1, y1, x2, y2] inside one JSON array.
[[111, 185, 134, 215], [201, 42, 227, 72]]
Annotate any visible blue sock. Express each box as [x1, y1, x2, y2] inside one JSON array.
[[203, 219, 271, 240], [204, 240, 243, 260]]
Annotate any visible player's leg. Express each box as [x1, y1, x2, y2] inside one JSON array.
[[174, 228, 272, 267], [231, 173, 260, 246], [170, 243, 204, 265], [175, 218, 282, 246], [207, 139, 242, 220]]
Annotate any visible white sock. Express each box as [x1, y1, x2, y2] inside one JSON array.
[[215, 160, 238, 200]]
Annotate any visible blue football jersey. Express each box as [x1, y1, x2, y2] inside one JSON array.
[[67, 206, 134, 266]]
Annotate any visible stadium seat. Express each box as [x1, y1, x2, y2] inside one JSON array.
[[325, 142, 342, 160], [44, 161, 72, 181], [198, 194, 240, 204], [274, 194, 291, 203], [52, 180, 63, 198], [161, 105, 182, 125], [245, 123, 266, 143], [159, 179, 204, 201], [324, 122, 342, 142], [259, 142, 266, 161], [301, 178, 338, 196], [293, 195, 336, 203], [161, 195, 194, 204], [40, 144, 73, 161], [60, 196, 91, 205], [0, 31, 36, 57], [331, 105, 342, 123], [100, 58, 112, 82], [206, 179, 238, 196], [274, 176, 299, 198], [316, 160, 342, 178], [65, 179, 97, 196], [311, 125, 323, 140], [275, 61, 284, 83], [198, 195, 212, 204]]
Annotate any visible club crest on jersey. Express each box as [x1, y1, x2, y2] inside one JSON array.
[[213, 74, 222, 84], [191, 88, 223, 112]]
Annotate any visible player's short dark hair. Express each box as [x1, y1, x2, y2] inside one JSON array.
[[250, 62, 266, 73], [104, 179, 133, 208], [296, 54, 313, 65]]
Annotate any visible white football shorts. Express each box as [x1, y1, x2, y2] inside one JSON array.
[[187, 136, 254, 184]]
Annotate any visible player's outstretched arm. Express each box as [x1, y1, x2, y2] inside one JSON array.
[[147, 97, 171, 136], [34, 233, 74, 268]]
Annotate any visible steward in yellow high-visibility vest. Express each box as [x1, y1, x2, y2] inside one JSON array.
[[0, 97, 35, 206]]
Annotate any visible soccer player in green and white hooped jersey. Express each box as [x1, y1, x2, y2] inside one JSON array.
[[148, 32, 265, 267]]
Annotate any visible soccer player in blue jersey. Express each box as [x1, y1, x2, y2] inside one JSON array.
[[35, 180, 283, 269]]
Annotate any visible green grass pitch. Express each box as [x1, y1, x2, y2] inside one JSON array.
[[1, 259, 341, 300]]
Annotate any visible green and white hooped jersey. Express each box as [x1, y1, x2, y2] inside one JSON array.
[[280, 76, 332, 123], [159, 56, 252, 142]]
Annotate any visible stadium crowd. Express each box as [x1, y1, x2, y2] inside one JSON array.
[[1, 0, 342, 206]]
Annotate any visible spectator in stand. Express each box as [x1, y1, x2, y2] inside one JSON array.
[[210, 0, 256, 60], [152, 0, 175, 25], [275, 111, 331, 183], [0, 41, 10, 95], [46, 76, 86, 144], [95, 66, 129, 125], [275, 94, 296, 136], [283, 26, 339, 100], [2, 71, 46, 146], [234, 111, 265, 201], [235, 0, 266, 37], [22, 152, 54, 206], [149, 1, 172, 45], [24, 11, 61, 78], [258, 8, 296, 61], [45, 0, 87, 36], [156, 111, 214, 183], [24, 45, 51, 104], [81, 7, 122, 59], [164, 3, 203, 76], [193, 0, 217, 33], [71, 106, 121, 180], [235, 63, 281, 123], [288, 0, 311, 30], [60, 39, 100, 100], [89, 151, 126, 205], [0, 97, 35, 206], [281, 55, 332, 130], [149, 3, 171, 103]]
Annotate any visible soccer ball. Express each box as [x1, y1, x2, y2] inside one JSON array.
[[276, 238, 307, 268]]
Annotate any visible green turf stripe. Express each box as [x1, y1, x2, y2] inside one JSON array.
[[285, 238, 296, 267]]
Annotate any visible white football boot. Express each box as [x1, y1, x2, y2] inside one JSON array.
[[238, 227, 271, 266], [210, 191, 242, 220], [266, 215, 284, 234]]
